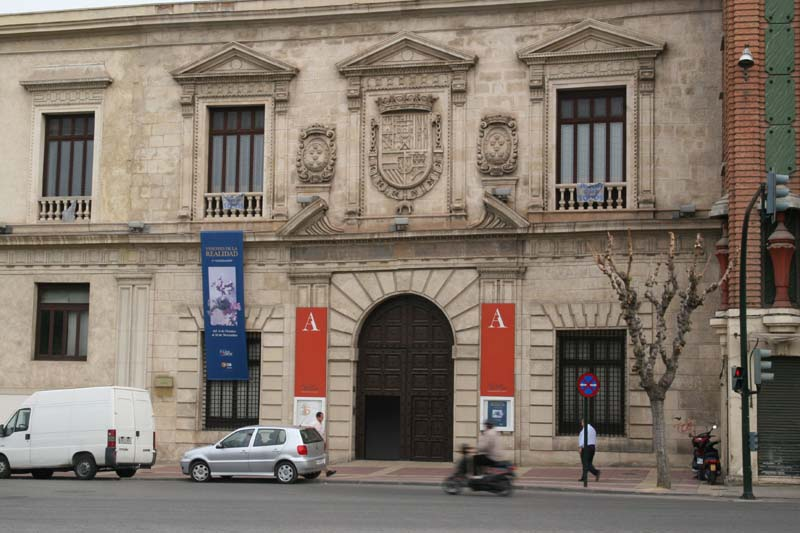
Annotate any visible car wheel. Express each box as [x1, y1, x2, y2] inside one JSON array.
[[74, 454, 97, 481], [303, 471, 321, 480], [275, 461, 297, 484], [0, 456, 11, 479], [115, 468, 137, 479], [190, 461, 211, 483], [31, 469, 54, 480]]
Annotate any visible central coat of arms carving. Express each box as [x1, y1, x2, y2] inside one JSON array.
[[369, 93, 443, 201]]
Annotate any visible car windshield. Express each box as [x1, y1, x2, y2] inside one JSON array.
[[300, 428, 323, 444]]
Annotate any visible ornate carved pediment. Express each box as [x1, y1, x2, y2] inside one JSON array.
[[277, 198, 343, 236], [477, 115, 518, 177], [470, 192, 530, 230], [172, 42, 298, 83], [517, 18, 665, 60], [172, 42, 298, 115], [297, 124, 336, 185], [337, 31, 476, 75]]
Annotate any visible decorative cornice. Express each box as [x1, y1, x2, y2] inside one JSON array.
[[470, 191, 530, 230], [478, 265, 527, 279], [337, 30, 477, 77], [376, 93, 437, 114], [20, 63, 112, 93], [288, 271, 333, 285], [516, 18, 665, 63], [171, 41, 298, 84], [277, 198, 344, 236]]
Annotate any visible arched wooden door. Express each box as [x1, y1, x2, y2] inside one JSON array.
[[356, 295, 454, 462]]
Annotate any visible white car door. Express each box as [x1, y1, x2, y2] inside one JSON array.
[[0, 409, 32, 470]]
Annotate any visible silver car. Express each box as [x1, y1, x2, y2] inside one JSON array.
[[180, 425, 326, 484]]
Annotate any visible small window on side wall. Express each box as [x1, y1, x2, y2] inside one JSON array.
[[35, 283, 89, 361]]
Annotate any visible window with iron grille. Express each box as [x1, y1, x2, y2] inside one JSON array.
[[35, 284, 90, 361], [203, 332, 261, 430], [208, 107, 265, 193], [557, 330, 626, 436], [43, 114, 95, 197]]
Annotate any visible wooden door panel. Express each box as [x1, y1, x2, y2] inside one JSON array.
[[357, 295, 454, 461]]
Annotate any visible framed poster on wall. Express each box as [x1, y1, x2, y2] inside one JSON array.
[[480, 396, 514, 432], [293, 397, 326, 427]]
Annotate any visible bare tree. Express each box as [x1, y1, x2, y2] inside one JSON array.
[[593, 232, 732, 489]]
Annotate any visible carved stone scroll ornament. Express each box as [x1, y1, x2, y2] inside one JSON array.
[[368, 93, 444, 201], [296, 124, 336, 184], [477, 115, 518, 176]]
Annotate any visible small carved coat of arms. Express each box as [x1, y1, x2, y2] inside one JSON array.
[[369, 93, 443, 201], [296, 124, 336, 184], [477, 115, 518, 176]]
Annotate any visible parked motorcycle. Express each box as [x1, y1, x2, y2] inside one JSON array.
[[442, 456, 515, 496], [691, 424, 722, 485]]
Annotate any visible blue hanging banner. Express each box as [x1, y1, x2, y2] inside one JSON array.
[[201, 231, 248, 381]]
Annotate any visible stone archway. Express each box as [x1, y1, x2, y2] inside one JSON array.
[[325, 268, 481, 464], [355, 294, 454, 461]]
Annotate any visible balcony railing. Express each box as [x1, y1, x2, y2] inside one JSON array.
[[38, 196, 92, 221], [555, 182, 627, 211], [204, 192, 263, 219]]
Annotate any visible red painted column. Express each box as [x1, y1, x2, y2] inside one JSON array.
[[767, 213, 796, 308]]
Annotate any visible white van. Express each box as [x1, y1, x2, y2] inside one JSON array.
[[0, 386, 156, 480]]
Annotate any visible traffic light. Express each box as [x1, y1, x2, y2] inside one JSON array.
[[766, 171, 791, 222], [753, 347, 775, 385], [732, 366, 744, 394]]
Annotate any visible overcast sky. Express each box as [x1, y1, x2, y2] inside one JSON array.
[[0, 1, 200, 15]]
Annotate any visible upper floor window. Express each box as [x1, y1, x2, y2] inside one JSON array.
[[208, 107, 265, 194], [556, 89, 627, 210], [43, 114, 95, 198], [35, 283, 90, 361]]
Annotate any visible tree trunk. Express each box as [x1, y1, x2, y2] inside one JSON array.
[[650, 398, 671, 489]]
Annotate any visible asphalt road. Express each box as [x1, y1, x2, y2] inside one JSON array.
[[0, 477, 797, 532]]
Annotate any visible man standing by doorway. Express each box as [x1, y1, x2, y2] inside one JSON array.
[[313, 411, 336, 478], [579, 418, 600, 482]]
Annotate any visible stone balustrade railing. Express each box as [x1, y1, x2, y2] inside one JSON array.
[[555, 182, 627, 211], [38, 196, 92, 221], [204, 192, 263, 219]]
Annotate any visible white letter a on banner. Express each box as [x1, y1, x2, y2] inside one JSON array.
[[488, 308, 507, 329], [303, 312, 320, 332]]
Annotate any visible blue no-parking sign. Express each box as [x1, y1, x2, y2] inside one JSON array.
[[577, 372, 600, 398]]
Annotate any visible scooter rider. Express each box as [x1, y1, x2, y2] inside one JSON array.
[[473, 419, 500, 475]]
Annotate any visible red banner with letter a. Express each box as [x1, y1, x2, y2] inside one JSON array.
[[480, 304, 515, 396], [294, 307, 327, 397]]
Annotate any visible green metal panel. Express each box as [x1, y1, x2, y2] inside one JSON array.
[[766, 126, 796, 174], [765, 76, 796, 124], [766, 25, 795, 74], [766, 0, 794, 23]]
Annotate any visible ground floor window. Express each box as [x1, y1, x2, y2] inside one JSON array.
[[203, 332, 261, 430], [557, 329, 626, 436], [35, 283, 89, 361]]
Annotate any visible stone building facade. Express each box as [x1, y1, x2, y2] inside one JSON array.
[[0, 0, 725, 466]]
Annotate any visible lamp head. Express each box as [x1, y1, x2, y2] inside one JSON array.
[[738, 45, 754, 71]]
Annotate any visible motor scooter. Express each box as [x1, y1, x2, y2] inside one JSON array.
[[690, 424, 722, 485], [442, 453, 515, 496]]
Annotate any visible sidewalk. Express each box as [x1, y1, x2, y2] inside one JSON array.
[[65, 461, 800, 499]]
